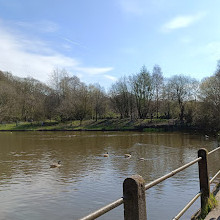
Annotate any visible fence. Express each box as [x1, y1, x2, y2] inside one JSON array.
[[78, 147, 220, 220]]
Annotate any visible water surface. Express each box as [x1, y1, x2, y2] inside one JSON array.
[[0, 131, 219, 220]]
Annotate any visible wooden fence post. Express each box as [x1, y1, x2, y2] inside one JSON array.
[[198, 148, 210, 210], [123, 175, 147, 220]]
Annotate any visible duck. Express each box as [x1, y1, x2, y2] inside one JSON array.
[[124, 153, 131, 158], [104, 152, 109, 157], [139, 157, 145, 161], [50, 160, 61, 168]]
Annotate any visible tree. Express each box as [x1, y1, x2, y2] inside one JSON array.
[[152, 65, 164, 118], [44, 91, 60, 120], [0, 81, 18, 122], [49, 68, 69, 95], [196, 71, 220, 130], [49, 69, 83, 121], [73, 83, 89, 124], [161, 80, 173, 119], [215, 60, 220, 76], [89, 84, 106, 121], [129, 66, 153, 119], [110, 77, 131, 119], [13, 77, 47, 121], [168, 75, 198, 124]]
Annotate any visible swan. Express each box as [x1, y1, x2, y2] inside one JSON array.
[[50, 161, 61, 168]]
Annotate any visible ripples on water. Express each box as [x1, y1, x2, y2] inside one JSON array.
[[0, 131, 219, 220]]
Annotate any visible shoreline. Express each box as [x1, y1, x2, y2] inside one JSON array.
[[0, 119, 210, 134], [0, 125, 197, 133]]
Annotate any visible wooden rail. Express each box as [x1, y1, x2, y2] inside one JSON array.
[[78, 146, 220, 220]]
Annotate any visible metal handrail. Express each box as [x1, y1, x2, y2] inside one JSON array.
[[172, 169, 220, 220], [80, 198, 123, 220], [145, 157, 201, 190], [208, 146, 220, 155], [171, 147, 220, 219], [79, 147, 220, 220], [210, 170, 220, 184], [172, 192, 202, 220]]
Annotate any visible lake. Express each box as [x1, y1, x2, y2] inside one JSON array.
[[0, 131, 219, 220]]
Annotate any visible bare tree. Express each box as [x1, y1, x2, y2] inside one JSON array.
[[110, 77, 131, 119], [168, 75, 197, 124], [161, 81, 173, 119], [89, 84, 106, 121], [0, 81, 19, 122], [74, 83, 89, 124], [129, 66, 153, 119], [49, 68, 69, 95], [152, 65, 164, 118]]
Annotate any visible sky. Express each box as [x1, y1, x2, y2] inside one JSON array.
[[0, 0, 220, 89]]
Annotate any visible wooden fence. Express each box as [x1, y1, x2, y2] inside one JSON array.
[[78, 147, 220, 220]]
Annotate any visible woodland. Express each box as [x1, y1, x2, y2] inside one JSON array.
[[0, 62, 220, 132]]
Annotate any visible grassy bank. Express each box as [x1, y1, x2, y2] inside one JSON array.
[[0, 118, 176, 132]]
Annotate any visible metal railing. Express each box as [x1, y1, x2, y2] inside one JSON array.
[[79, 146, 220, 220]]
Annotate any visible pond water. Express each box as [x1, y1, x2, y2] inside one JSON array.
[[0, 131, 219, 220]]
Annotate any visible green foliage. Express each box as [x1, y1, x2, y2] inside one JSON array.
[[0, 61, 220, 133], [0, 118, 173, 131], [199, 194, 218, 219]]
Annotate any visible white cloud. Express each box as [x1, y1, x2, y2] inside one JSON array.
[[62, 37, 81, 46], [162, 12, 206, 32], [0, 27, 78, 82], [104, 75, 117, 81], [75, 67, 114, 75], [0, 21, 114, 85]]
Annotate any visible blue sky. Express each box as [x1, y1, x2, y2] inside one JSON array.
[[0, 0, 220, 89]]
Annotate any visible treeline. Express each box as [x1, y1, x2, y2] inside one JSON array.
[[1, 63, 220, 132]]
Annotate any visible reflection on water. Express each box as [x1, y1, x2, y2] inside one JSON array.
[[0, 131, 219, 220]]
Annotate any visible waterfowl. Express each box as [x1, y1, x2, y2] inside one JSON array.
[[104, 152, 109, 157], [205, 135, 209, 139], [124, 153, 131, 158], [139, 158, 145, 161], [50, 160, 61, 168]]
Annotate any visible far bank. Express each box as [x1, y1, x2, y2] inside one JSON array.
[[0, 118, 212, 134]]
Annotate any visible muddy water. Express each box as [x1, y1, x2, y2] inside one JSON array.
[[0, 131, 219, 220]]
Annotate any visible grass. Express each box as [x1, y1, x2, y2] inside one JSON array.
[[143, 127, 165, 132], [0, 118, 174, 131], [199, 194, 218, 220]]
